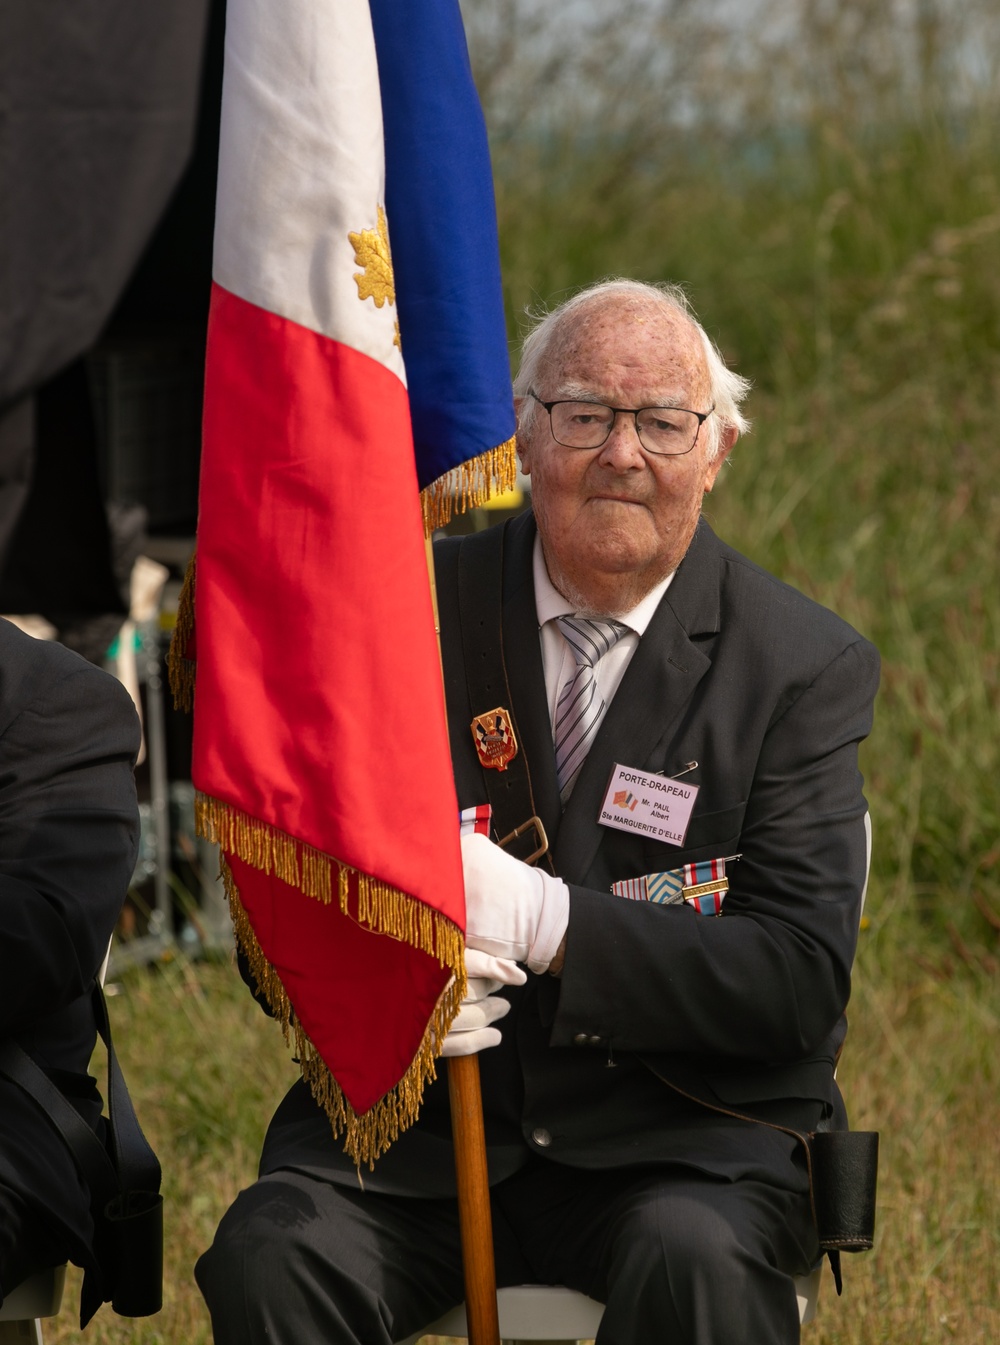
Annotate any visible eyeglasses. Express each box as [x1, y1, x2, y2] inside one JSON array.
[[528, 392, 714, 456]]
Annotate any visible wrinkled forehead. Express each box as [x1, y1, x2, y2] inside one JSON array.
[[541, 296, 709, 404]]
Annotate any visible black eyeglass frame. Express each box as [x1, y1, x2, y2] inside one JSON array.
[[528, 391, 715, 456]]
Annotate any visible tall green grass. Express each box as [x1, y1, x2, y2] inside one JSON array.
[[494, 111, 1000, 964]]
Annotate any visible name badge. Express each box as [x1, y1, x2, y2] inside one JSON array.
[[598, 763, 699, 847]]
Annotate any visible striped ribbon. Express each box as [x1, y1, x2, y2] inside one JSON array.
[[611, 855, 739, 915], [459, 804, 492, 838]]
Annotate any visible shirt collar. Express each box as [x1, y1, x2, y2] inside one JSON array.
[[532, 531, 674, 637]]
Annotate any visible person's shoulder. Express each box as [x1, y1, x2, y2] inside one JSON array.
[[0, 616, 111, 684], [699, 525, 878, 666], [0, 617, 80, 696], [0, 618, 138, 732]]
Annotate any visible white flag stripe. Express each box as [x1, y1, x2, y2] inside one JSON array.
[[213, 0, 405, 379]]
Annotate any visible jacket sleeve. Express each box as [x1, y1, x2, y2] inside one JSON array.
[[552, 635, 880, 1064], [0, 652, 141, 1037]]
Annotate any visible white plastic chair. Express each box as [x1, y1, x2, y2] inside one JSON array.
[[398, 1267, 821, 1345], [0, 1266, 66, 1344], [400, 815, 872, 1345]]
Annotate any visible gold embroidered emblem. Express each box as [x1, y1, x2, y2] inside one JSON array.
[[349, 205, 395, 309], [471, 707, 518, 772]]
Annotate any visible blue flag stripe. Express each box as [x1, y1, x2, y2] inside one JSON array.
[[369, 0, 515, 491]]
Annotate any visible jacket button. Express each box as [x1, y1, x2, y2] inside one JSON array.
[[531, 1128, 552, 1148], [573, 1032, 590, 1046]]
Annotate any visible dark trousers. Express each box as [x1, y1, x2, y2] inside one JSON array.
[[196, 1156, 819, 1345]]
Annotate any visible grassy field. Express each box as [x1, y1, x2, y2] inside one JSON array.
[[43, 945, 998, 1345], [48, 8, 1000, 1341]]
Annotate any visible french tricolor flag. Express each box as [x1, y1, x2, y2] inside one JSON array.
[[185, 0, 513, 1166]]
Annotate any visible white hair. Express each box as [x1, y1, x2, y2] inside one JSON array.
[[513, 279, 751, 461]]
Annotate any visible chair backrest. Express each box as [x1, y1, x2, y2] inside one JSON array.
[[0, 1264, 66, 1329]]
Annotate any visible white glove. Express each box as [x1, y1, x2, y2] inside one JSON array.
[[461, 832, 570, 974], [440, 948, 527, 1057]]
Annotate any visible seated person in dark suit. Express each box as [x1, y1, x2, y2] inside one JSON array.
[[0, 618, 140, 1306], [197, 280, 879, 1345]]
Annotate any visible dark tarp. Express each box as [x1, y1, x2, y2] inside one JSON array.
[[0, 0, 215, 614]]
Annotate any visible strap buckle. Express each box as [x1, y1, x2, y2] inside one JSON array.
[[497, 815, 549, 866]]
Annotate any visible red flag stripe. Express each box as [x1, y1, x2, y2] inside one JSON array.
[[194, 285, 462, 911], [190, 284, 465, 1162]]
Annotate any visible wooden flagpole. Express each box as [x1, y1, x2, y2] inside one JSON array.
[[448, 1055, 502, 1345], [426, 536, 501, 1345]]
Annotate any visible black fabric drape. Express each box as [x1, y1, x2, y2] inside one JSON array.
[[0, 0, 211, 405], [0, 0, 214, 593]]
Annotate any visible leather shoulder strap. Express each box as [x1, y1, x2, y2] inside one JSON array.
[[455, 522, 554, 871], [0, 983, 161, 1208], [91, 982, 162, 1196]]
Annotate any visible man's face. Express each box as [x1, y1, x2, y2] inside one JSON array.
[[518, 297, 735, 613]]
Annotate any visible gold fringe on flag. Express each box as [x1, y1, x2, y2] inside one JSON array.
[[207, 800, 467, 1168], [166, 548, 197, 712], [420, 436, 518, 535], [197, 793, 332, 900]]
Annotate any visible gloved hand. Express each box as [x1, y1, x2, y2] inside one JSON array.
[[440, 948, 527, 1057], [461, 832, 570, 974]]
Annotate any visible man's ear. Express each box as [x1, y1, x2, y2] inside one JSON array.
[[703, 426, 738, 493], [514, 400, 533, 475]]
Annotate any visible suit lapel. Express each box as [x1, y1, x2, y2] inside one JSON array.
[[553, 521, 724, 884]]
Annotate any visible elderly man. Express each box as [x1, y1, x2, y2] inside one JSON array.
[[198, 280, 879, 1345]]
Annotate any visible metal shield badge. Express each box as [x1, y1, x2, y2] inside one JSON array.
[[470, 707, 518, 772]]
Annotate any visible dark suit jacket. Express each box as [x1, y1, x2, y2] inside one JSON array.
[[261, 511, 879, 1199], [0, 618, 140, 1271]]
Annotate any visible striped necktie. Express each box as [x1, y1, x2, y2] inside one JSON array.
[[554, 615, 629, 798]]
